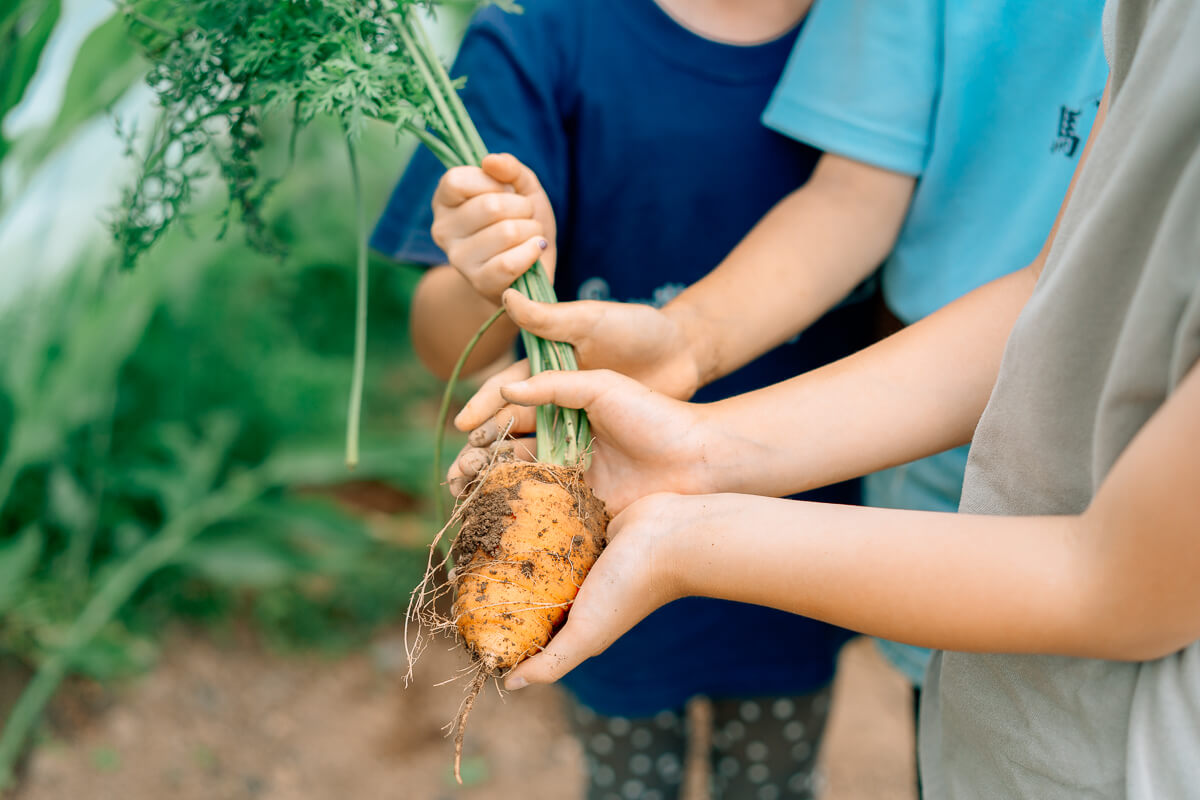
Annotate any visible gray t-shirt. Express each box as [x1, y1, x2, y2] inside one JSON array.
[[920, 0, 1200, 797]]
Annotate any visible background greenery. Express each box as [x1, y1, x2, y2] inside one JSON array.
[[1, 1, 476, 784]]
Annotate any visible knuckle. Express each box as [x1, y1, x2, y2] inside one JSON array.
[[441, 168, 469, 194], [445, 244, 472, 271], [429, 219, 449, 247], [496, 253, 525, 280], [497, 219, 524, 244], [481, 193, 506, 219]]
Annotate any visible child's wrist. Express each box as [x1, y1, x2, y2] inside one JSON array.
[[634, 493, 702, 604], [661, 299, 718, 398], [655, 494, 735, 600]]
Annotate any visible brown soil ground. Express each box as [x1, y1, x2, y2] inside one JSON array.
[[11, 633, 915, 800]]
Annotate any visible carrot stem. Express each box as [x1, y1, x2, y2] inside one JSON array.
[[433, 305, 508, 523]]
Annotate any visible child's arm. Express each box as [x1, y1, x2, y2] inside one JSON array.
[[451, 85, 1109, 488], [409, 155, 556, 378], [410, 266, 521, 379], [450, 151, 914, 425], [493, 261, 1036, 511], [504, 364, 1200, 688]]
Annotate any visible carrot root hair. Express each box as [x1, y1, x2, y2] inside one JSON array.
[[404, 418, 516, 682]]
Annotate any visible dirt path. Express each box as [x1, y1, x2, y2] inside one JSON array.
[[15, 633, 915, 800]]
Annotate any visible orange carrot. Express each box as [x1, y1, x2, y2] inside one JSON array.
[[447, 460, 607, 781]]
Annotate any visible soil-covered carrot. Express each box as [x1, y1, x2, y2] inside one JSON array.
[[453, 462, 608, 670], [447, 460, 607, 777]]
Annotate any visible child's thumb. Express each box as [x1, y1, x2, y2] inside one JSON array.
[[503, 290, 596, 347]]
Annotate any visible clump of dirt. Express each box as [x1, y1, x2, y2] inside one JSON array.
[[452, 481, 520, 562], [451, 461, 609, 563]]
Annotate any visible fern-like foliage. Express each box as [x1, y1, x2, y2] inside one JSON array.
[[112, 0, 485, 267]]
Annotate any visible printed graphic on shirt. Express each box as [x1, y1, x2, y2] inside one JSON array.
[[1051, 91, 1104, 158], [577, 276, 687, 308]]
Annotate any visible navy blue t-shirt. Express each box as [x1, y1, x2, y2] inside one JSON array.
[[374, 0, 874, 717]]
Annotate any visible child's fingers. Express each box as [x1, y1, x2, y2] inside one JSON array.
[[494, 405, 538, 437], [446, 436, 538, 498], [504, 619, 595, 690], [431, 192, 535, 248], [461, 447, 490, 478], [467, 417, 499, 448], [472, 235, 550, 296], [444, 218, 543, 274], [447, 445, 490, 496], [480, 154, 557, 264], [447, 446, 487, 497], [481, 153, 547, 200], [501, 369, 630, 413], [433, 165, 508, 209], [507, 436, 537, 462], [456, 360, 532, 431]]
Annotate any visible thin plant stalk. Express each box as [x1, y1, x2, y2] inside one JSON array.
[[396, 16, 475, 163], [345, 138, 368, 468], [396, 8, 590, 493], [432, 305, 507, 522]]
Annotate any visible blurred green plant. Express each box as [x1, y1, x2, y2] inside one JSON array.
[[0, 2, 487, 788], [0, 90, 444, 798], [111, 0, 525, 474], [0, 1, 62, 186]]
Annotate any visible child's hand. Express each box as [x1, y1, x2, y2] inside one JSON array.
[[450, 290, 705, 437], [431, 153, 557, 304], [503, 492, 708, 689], [448, 369, 715, 514]]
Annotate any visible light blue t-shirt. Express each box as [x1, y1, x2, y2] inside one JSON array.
[[763, 0, 1108, 684]]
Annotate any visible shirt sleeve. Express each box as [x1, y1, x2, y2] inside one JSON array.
[[762, 0, 942, 176], [369, 4, 572, 265]]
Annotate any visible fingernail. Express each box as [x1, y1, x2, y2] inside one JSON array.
[[506, 675, 528, 690], [537, 239, 548, 250]]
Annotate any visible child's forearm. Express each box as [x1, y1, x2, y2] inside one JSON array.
[[691, 264, 1037, 497], [684, 91, 1112, 498], [665, 495, 1089, 654], [664, 154, 915, 386], [672, 361, 1200, 663], [493, 267, 1033, 509], [410, 265, 520, 379], [506, 360, 1200, 689]]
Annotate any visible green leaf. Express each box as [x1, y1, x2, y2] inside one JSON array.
[[15, 13, 146, 175], [0, 0, 63, 181], [0, 526, 42, 615], [176, 535, 309, 588], [257, 436, 431, 489], [70, 628, 157, 679], [176, 494, 376, 588], [48, 466, 94, 534]]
